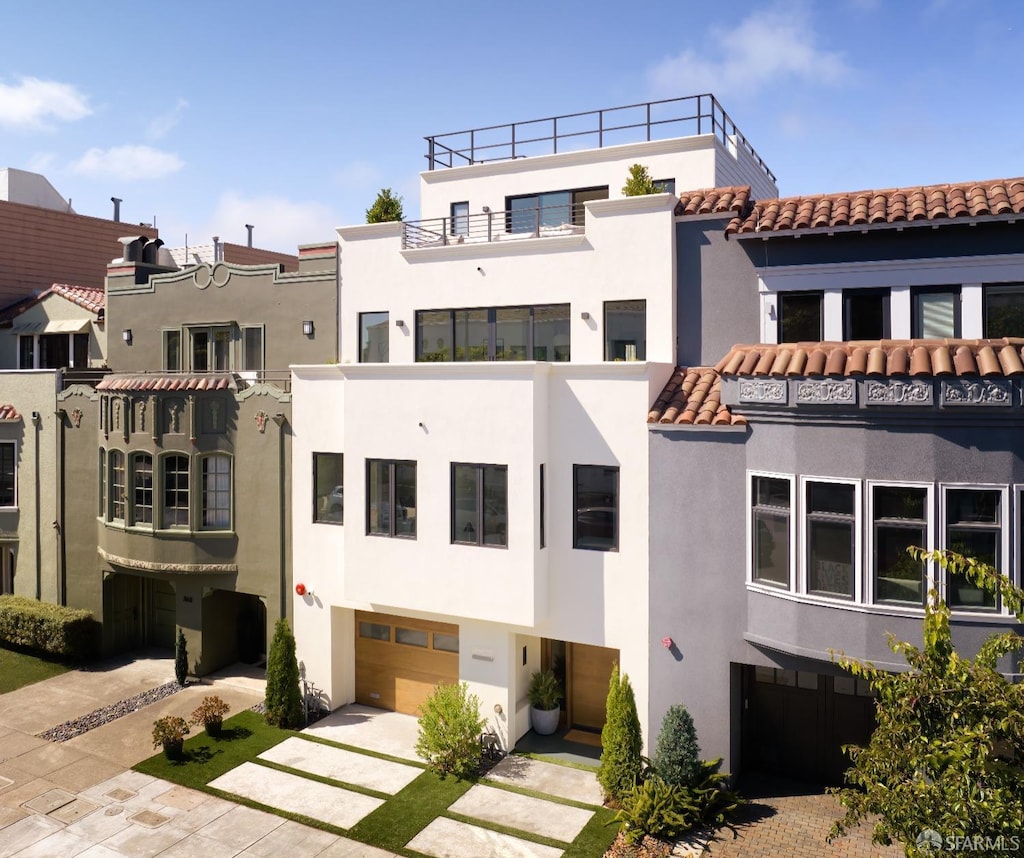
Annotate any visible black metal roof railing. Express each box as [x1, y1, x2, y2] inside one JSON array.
[[424, 94, 775, 182]]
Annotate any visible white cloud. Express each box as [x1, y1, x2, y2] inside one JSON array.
[[333, 159, 381, 189], [647, 7, 851, 99], [0, 76, 91, 129], [206, 191, 338, 252], [70, 145, 184, 180], [146, 98, 188, 140]]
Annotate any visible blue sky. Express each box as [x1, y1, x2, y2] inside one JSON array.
[[2, 1, 1021, 252]]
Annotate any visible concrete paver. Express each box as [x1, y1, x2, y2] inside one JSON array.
[[0, 813, 66, 858], [314, 840, 403, 858], [450, 783, 593, 843], [303, 704, 420, 762], [193, 804, 287, 852], [259, 736, 420, 794], [408, 817, 563, 858], [485, 755, 603, 806], [238, 818, 341, 857], [209, 761, 385, 829]]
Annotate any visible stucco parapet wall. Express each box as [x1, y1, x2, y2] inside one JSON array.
[[419, 134, 719, 184], [328, 360, 653, 383], [98, 547, 237, 575], [336, 221, 404, 241], [234, 383, 291, 403], [723, 376, 1024, 411], [57, 383, 100, 402], [110, 260, 335, 296]]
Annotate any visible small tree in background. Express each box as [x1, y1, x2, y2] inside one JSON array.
[[653, 704, 700, 788], [621, 163, 661, 197], [174, 628, 188, 686], [829, 549, 1024, 853], [365, 187, 405, 223], [264, 618, 302, 728], [415, 681, 487, 779], [598, 663, 643, 802]]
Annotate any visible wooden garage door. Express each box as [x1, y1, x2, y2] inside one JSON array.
[[570, 643, 619, 731], [354, 611, 459, 715]]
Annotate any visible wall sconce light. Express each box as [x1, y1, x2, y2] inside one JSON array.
[[580, 311, 590, 321], [482, 205, 491, 214], [493, 703, 503, 715], [395, 319, 405, 327], [661, 636, 674, 649], [31, 411, 41, 426], [122, 329, 133, 345], [302, 320, 314, 336]]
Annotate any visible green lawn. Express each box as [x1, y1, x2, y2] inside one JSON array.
[[0, 645, 71, 694], [135, 709, 619, 857]]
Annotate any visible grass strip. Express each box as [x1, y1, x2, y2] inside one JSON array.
[[444, 810, 567, 849], [253, 758, 391, 800], [512, 749, 600, 772], [0, 645, 71, 694], [562, 807, 620, 858], [477, 775, 602, 811]]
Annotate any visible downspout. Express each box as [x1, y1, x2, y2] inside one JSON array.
[[275, 412, 288, 621], [55, 408, 67, 604], [33, 412, 41, 600]]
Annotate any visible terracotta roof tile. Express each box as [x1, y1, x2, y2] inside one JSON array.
[[716, 339, 1024, 379], [0, 404, 21, 421], [674, 186, 751, 218], [647, 367, 746, 428], [726, 177, 1024, 235], [0, 282, 105, 324], [96, 373, 237, 392]]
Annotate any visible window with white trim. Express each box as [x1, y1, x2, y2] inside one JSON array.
[[132, 453, 153, 527], [201, 455, 231, 530], [872, 484, 928, 605], [751, 475, 791, 588], [162, 454, 190, 528], [944, 488, 1001, 611], [110, 451, 125, 522], [805, 480, 857, 600]]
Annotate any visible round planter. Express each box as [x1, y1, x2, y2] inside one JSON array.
[[531, 705, 560, 736], [162, 739, 184, 761], [204, 719, 223, 738]]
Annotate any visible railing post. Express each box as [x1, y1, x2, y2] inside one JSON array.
[[511, 123, 516, 160], [487, 211, 493, 243], [553, 117, 558, 154], [470, 129, 475, 165], [646, 102, 651, 141], [599, 110, 603, 148], [534, 206, 540, 236], [427, 137, 435, 171]]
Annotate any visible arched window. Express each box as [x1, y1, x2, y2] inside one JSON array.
[[98, 448, 106, 517]]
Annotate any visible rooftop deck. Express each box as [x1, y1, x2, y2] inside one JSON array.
[[424, 93, 776, 182]]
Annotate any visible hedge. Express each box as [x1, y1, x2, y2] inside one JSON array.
[[0, 596, 100, 661]]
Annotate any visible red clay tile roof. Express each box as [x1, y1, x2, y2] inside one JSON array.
[[0, 282, 105, 324], [648, 367, 747, 427], [674, 186, 751, 217], [725, 178, 1024, 235], [0, 405, 21, 421], [716, 339, 1024, 378], [96, 373, 237, 392]]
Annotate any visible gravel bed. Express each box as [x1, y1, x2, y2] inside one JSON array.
[[40, 681, 187, 743]]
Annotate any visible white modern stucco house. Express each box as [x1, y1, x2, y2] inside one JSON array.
[[290, 96, 778, 749]]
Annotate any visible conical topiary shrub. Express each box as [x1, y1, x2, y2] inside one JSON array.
[[174, 628, 188, 686], [264, 618, 302, 728], [653, 703, 700, 788], [597, 663, 643, 802]]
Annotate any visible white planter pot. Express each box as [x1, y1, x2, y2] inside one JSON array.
[[531, 705, 560, 736]]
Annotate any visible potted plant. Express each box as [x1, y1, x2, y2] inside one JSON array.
[[528, 669, 563, 736], [190, 695, 231, 738], [152, 715, 190, 760]]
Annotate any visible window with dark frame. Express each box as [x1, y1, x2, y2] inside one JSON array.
[[416, 304, 570, 362], [912, 288, 960, 339], [450, 201, 469, 236], [983, 284, 1024, 338], [0, 444, 14, 508], [367, 459, 416, 538], [806, 481, 856, 599], [573, 465, 618, 551], [751, 476, 790, 587], [98, 448, 105, 517], [873, 485, 927, 604], [313, 453, 344, 524], [201, 455, 231, 530], [162, 454, 190, 528], [132, 454, 153, 526], [163, 330, 181, 372], [604, 300, 646, 361], [945, 489, 1000, 610], [778, 292, 823, 342], [18, 336, 33, 370], [110, 451, 125, 521], [241, 326, 264, 374], [190, 326, 232, 372], [506, 186, 608, 233], [843, 288, 890, 340], [359, 312, 390, 363], [451, 463, 507, 547]]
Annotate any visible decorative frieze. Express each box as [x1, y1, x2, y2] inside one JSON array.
[[864, 380, 934, 406], [738, 380, 788, 404], [940, 379, 1013, 407], [794, 380, 856, 405]]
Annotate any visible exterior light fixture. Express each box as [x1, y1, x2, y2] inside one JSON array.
[[31, 411, 41, 425], [302, 320, 314, 336], [580, 311, 591, 321], [395, 319, 405, 327], [122, 329, 133, 344]]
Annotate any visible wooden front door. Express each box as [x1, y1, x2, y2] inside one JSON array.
[[569, 643, 619, 731]]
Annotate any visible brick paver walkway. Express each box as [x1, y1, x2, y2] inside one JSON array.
[[704, 776, 903, 858]]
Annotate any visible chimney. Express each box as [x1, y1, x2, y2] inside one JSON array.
[[212, 236, 222, 263], [245, 224, 254, 248], [111, 197, 122, 222]]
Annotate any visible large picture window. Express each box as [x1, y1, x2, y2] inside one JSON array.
[[872, 485, 927, 604], [313, 453, 344, 524], [367, 459, 416, 538], [0, 444, 15, 508], [452, 463, 507, 547], [359, 312, 390, 363], [604, 300, 646, 361], [416, 304, 570, 362], [751, 476, 790, 587], [945, 489, 1000, 610], [805, 481, 856, 599], [201, 455, 231, 530], [573, 465, 618, 551], [162, 455, 190, 528], [132, 454, 153, 526]]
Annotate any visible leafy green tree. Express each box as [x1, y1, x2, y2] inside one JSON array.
[[829, 549, 1024, 854], [621, 164, 661, 197], [598, 663, 643, 802], [174, 628, 188, 686], [264, 618, 303, 728], [415, 681, 487, 779], [653, 704, 700, 788], [365, 187, 405, 223]]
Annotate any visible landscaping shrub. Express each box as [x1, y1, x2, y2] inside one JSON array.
[[652, 704, 700, 788], [598, 663, 643, 802], [0, 595, 98, 661], [264, 618, 302, 728], [604, 830, 672, 858], [174, 628, 188, 686], [414, 681, 487, 779]]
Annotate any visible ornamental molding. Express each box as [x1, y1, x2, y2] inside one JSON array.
[[738, 379, 788, 404], [940, 379, 1013, 407], [794, 379, 856, 405], [98, 547, 237, 575], [864, 380, 934, 406]]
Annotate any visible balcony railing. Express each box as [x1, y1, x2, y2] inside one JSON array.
[[424, 93, 775, 182], [403, 202, 589, 250]]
